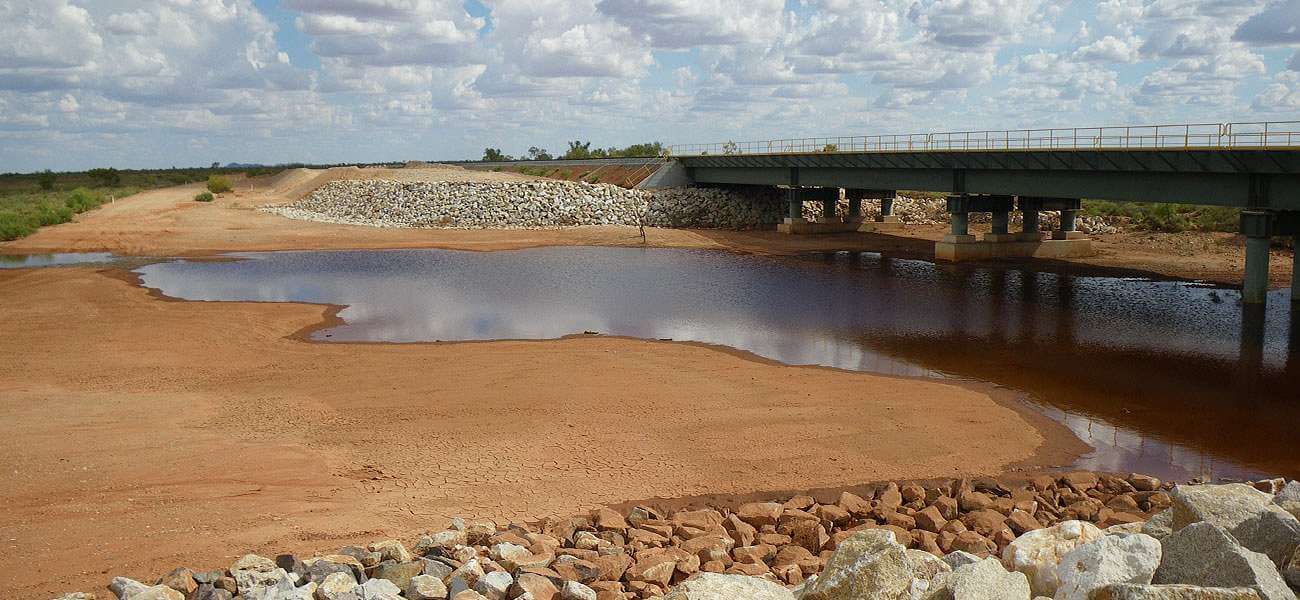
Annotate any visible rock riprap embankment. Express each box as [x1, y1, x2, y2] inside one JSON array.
[[264, 180, 786, 230], [60, 474, 1300, 600]]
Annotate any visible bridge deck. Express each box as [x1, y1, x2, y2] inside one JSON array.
[[670, 121, 1300, 209], [677, 148, 1300, 209]]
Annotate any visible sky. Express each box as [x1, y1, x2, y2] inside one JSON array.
[[1, 0, 1298, 173]]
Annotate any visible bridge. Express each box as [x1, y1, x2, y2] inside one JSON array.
[[469, 121, 1300, 306]]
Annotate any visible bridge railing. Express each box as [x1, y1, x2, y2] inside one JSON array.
[[664, 121, 1300, 156]]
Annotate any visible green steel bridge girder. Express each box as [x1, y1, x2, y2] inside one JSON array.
[[677, 149, 1300, 210]]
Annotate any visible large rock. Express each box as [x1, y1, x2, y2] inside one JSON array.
[[447, 559, 485, 597], [799, 529, 913, 600], [1273, 482, 1300, 519], [1001, 520, 1105, 596], [1281, 546, 1300, 587], [1093, 584, 1264, 599], [315, 572, 357, 600], [231, 554, 290, 594], [558, 581, 597, 600], [305, 555, 367, 585], [941, 557, 1031, 600], [663, 573, 795, 599], [108, 579, 184, 600], [1053, 533, 1162, 600], [1171, 484, 1300, 565], [415, 531, 467, 555], [354, 578, 403, 600], [476, 571, 513, 600], [1153, 522, 1295, 600], [370, 561, 423, 591], [406, 574, 447, 600], [1143, 511, 1174, 541], [906, 549, 953, 599]]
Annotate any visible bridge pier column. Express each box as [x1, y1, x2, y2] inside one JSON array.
[[818, 193, 838, 223], [785, 188, 804, 223], [878, 195, 898, 223], [1241, 211, 1274, 305], [847, 189, 902, 233], [943, 195, 975, 243], [983, 197, 1017, 242], [1052, 202, 1085, 240], [1019, 198, 1043, 241]]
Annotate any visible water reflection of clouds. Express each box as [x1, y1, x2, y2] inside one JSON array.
[[134, 248, 1295, 376]]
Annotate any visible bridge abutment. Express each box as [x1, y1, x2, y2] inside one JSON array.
[[936, 195, 1094, 262]]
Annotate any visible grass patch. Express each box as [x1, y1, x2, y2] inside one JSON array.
[[1082, 200, 1239, 233], [194, 191, 214, 202], [516, 166, 551, 177], [0, 187, 138, 241]]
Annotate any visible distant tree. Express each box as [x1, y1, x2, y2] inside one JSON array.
[[614, 142, 664, 157], [527, 147, 553, 161], [86, 167, 120, 187], [483, 148, 510, 162], [822, 143, 838, 152], [562, 140, 592, 160], [37, 169, 56, 190], [210, 162, 220, 169]]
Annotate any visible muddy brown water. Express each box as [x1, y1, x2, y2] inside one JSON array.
[[95, 246, 1299, 481]]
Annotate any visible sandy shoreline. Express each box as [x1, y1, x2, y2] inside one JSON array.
[[0, 265, 1086, 597]]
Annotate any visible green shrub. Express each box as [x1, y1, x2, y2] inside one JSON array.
[[206, 175, 232, 194], [1082, 200, 1239, 233], [194, 191, 214, 202], [66, 188, 99, 213]]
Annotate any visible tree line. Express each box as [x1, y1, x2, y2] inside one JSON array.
[[482, 140, 664, 162]]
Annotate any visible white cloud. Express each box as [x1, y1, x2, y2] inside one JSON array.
[[0, 0, 1293, 171], [907, 0, 1051, 48], [288, 0, 484, 68], [595, 0, 783, 48], [1075, 35, 1141, 63]]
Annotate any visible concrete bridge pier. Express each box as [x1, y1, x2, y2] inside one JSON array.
[[818, 193, 839, 224], [1241, 211, 1273, 305], [936, 194, 1094, 262], [847, 192, 863, 222], [853, 189, 903, 233], [1019, 198, 1044, 241], [1238, 210, 1300, 306], [777, 187, 846, 234]]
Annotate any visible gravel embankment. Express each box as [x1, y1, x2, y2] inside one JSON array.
[[266, 180, 1122, 234], [72, 474, 1300, 600], [263, 180, 786, 230]]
